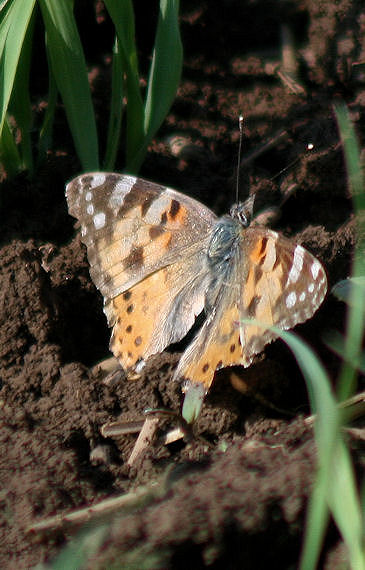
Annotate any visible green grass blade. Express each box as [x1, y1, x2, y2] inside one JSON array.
[[240, 319, 364, 569], [271, 329, 363, 570], [129, 0, 182, 172], [38, 0, 99, 170], [38, 48, 58, 166], [271, 330, 353, 570], [143, 1, 182, 139], [103, 36, 124, 171], [8, 5, 35, 173], [0, 0, 36, 136], [327, 440, 364, 570], [0, 1, 13, 19], [104, 0, 144, 170], [334, 101, 365, 400]]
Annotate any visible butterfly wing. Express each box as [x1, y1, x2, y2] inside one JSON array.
[[66, 173, 217, 299], [175, 223, 327, 393], [66, 173, 217, 369]]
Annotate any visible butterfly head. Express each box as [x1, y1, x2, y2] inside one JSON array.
[[229, 194, 255, 227]]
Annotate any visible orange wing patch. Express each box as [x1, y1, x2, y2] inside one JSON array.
[[177, 304, 244, 390], [108, 269, 170, 370], [240, 232, 286, 359]]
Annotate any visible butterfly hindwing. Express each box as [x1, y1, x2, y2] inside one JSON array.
[[105, 240, 212, 370], [238, 227, 327, 361]]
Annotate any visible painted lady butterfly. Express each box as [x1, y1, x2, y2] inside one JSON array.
[[66, 173, 327, 421]]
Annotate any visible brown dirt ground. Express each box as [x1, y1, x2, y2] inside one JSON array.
[[1, 0, 365, 568]]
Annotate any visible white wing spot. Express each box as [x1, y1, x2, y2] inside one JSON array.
[[89, 173, 106, 188], [308, 283, 315, 293], [85, 191, 92, 201], [299, 291, 306, 302], [93, 212, 106, 229], [311, 260, 321, 280], [286, 291, 297, 308], [144, 194, 171, 224], [287, 245, 305, 284], [87, 204, 94, 215], [109, 176, 138, 211]]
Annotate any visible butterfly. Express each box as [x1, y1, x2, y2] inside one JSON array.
[[66, 173, 327, 422]]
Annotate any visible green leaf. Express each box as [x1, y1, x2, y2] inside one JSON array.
[[0, 0, 36, 137], [103, 36, 124, 171], [273, 329, 363, 570], [38, 0, 99, 170], [130, 0, 182, 172], [8, 5, 35, 173], [334, 102, 365, 401], [104, 0, 144, 171], [239, 320, 364, 570], [38, 49, 58, 166]]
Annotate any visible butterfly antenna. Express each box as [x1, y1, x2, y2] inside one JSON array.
[[235, 115, 244, 204]]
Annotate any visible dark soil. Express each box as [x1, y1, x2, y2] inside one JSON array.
[[1, 1, 365, 568]]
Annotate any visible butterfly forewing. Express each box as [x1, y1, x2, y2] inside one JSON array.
[[66, 172, 217, 370], [66, 173, 217, 301]]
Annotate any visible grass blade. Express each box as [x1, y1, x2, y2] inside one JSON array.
[[8, 5, 35, 173], [273, 330, 363, 570], [0, 0, 36, 135], [328, 440, 364, 570], [240, 318, 364, 569], [104, 0, 144, 171], [334, 101, 365, 401], [37, 49, 58, 166], [129, 0, 182, 172], [103, 36, 124, 171], [38, 0, 99, 170], [143, 0, 182, 139]]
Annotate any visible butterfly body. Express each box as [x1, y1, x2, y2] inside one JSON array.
[[66, 173, 327, 419]]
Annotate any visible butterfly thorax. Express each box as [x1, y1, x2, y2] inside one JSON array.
[[207, 194, 255, 272], [205, 216, 243, 313], [207, 216, 241, 267]]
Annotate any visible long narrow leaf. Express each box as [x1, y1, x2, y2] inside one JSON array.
[[104, 0, 144, 170], [103, 36, 124, 170], [327, 440, 364, 570], [0, 0, 36, 135], [8, 5, 35, 173], [38, 46, 58, 166], [144, 0, 182, 137], [334, 102, 365, 401], [129, 0, 182, 172], [38, 0, 99, 170], [239, 319, 363, 569], [269, 329, 363, 570]]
